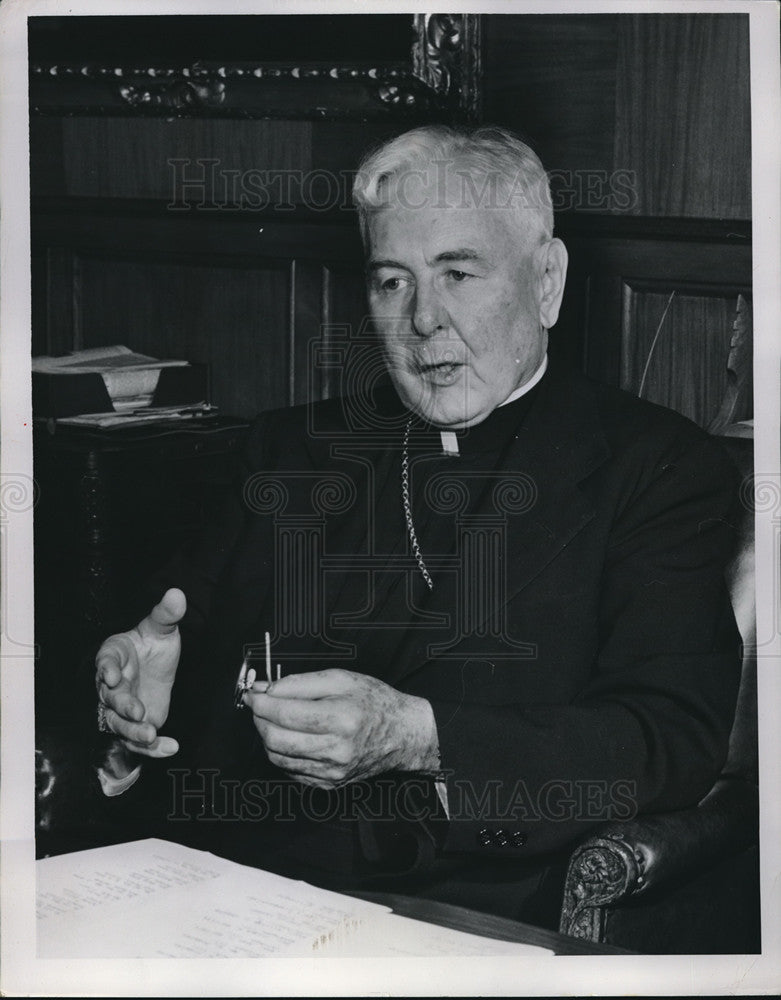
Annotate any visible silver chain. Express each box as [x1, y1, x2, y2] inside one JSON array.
[[401, 416, 434, 590]]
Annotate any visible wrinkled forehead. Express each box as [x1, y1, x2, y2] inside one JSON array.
[[366, 190, 542, 264], [372, 159, 545, 213], [366, 199, 519, 257], [361, 158, 549, 250]]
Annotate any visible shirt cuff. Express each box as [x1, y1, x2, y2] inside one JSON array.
[[97, 764, 142, 797], [435, 778, 450, 819]]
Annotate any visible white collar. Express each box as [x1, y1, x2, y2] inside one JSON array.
[[499, 355, 548, 408]]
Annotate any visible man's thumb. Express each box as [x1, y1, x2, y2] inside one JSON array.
[[144, 588, 187, 635]]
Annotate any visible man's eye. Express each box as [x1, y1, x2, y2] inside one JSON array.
[[447, 269, 471, 282], [379, 276, 405, 292]]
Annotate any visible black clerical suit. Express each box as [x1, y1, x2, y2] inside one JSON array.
[[116, 362, 741, 927]]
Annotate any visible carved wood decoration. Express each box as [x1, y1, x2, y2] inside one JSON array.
[[707, 294, 753, 434], [559, 835, 642, 942], [30, 14, 482, 122], [411, 14, 482, 121]]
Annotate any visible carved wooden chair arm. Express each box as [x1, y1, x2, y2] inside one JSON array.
[[559, 777, 758, 942]]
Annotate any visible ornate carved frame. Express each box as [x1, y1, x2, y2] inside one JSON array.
[[29, 13, 482, 122]]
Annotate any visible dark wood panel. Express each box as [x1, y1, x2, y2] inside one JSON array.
[[321, 263, 388, 403], [31, 247, 77, 355], [29, 118, 67, 197], [32, 198, 363, 261], [562, 229, 752, 413], [77, 254, 291, 417], [621, 285, 751, 427], [53, 118, 314, 200], [32, 199, 367, 418], [311, 120, 409, 178], [482, 14, 619, 178], [614, 13, 751, 218], [290, 258, 322, 406]]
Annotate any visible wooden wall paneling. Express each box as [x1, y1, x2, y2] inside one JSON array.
[[551, 252, 591, 373], [290, 258, 324, 406], [32, 115, 419, 204], [31, 199, 366, 417], [32, 200, 363, 265], [481, 13, 751, 221], [583, 270, 625, 390], [614, 13, 751, 218], [559, 222, 752, 427], [34, 246, 80, 356], [620, 281, 751, 427], [320, 262, 386, 403], [311, 120, 407, 185], [76, 251, 291, 418], [52, 118, 316, 201], [482, 15, 619, 180], [29, 117, 66, 197]]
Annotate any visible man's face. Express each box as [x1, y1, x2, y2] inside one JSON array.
[[366, 188, 551, 428]]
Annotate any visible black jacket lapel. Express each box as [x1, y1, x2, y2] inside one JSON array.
[[382, 367, 612, 684]]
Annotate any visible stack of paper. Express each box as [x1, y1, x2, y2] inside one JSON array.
[[56, 404, 215, 430], [32, 346, 214, 427], [32, 345, 190, 409], [36, 839, 553, 959]]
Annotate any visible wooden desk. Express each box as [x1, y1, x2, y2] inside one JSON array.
[[35, 836, 631, 959], [355, 891, 630, 955]]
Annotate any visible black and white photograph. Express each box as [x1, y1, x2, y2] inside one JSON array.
[[1, 0, 779, 995]]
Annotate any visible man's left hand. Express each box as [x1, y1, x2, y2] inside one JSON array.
[[243, 669, 440, 788]]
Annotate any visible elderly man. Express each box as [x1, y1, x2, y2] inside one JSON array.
[[95, 125, 740, 926]]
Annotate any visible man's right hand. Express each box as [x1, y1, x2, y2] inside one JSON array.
[[95, 588, 186, 758]]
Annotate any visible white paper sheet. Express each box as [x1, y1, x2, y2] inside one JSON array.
[[37, 839, 388, 959], [36, 839, 552, 959]]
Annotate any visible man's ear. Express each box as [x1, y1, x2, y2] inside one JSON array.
[[536, 238, 568, 330]]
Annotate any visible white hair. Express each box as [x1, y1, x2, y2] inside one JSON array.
[[352, 125, 553, 248]]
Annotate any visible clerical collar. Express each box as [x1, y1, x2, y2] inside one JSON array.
[[499, 354, 548, 407], [435, 355, 548, 457]]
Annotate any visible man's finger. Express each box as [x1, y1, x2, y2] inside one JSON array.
[[96, 656, 122, 690], [103, 708, 159, 747], [244, 691, 338, 733], [256, 719, 335, 761], [95, 635, 136, 687], [122, 735, 179, 759], [264, 669, 356, 700], [99, 686, 145, 722], [138, 588, 187, 639], [264, 750, 343, 785]]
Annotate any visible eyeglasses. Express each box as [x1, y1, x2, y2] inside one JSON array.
[[233, 631, 282, 709]]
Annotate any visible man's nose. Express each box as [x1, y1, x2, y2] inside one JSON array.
[[411, 284, 446, 338]]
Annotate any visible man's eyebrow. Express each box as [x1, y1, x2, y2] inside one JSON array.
[[366, 248, 489, 272], [367, 258, 408, 272], [433, 248, 486, 264]]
